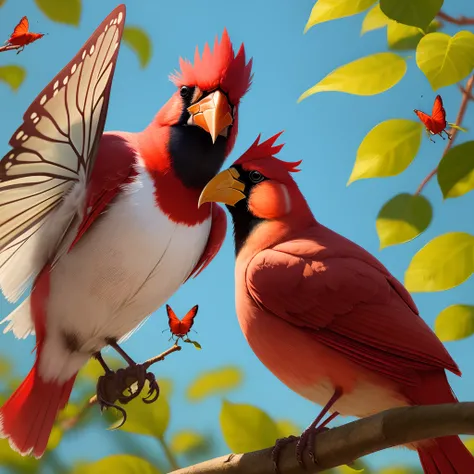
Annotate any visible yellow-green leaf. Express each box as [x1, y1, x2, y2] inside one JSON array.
[[337, 459, 369, 473], [275, 419, 301, 438], [108, 381, 170, 438], [170, 430, 208, 455], [416, 31, 474, 91], [34, 0, 81, 26], [76, 356, 123, 387], [0, 66, 26, 92], [377, 467, 421, 474], [0, 0, 6, 7], [361, 4, 390, 35], [435, 305, 474, 342], [405, 232, 474, 292], [304, 0, 377, 32], [465, 437, 474, 454], [71, 454, 161, 474], [299, 53, 406, 102], [376, 193, 432, 249], [123, 26, 152, 68], [0, 439, 38, 473], [220, 400, 278, 453], [46, 425, 63, 452], [387, 20, 440, 51], [380, 0, 443, 29], [0, 357, 12, 377], [437, 141, 474, 199], [186, 366, 243, 402], [348, 119, 422, 184]]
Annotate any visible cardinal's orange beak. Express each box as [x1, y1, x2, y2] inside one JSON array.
[[187, 90, 233, 143], [198, 167, 246, 208]]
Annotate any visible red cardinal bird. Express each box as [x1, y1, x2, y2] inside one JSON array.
[[198, 133, 474, 474], [0, 4, 252, 458], [166, 304, 198, 340], [4, 16, 44, 54], [414, 95, 451, 142]]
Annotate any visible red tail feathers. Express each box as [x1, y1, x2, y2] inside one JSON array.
[[0, 360, 76, 458], [418, 436, 474, 474]]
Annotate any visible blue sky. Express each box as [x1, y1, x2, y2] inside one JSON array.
[[1, 0, 473, 471]]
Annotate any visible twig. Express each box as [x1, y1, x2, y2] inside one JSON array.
[[0, 44, 23, 53], [170, 402, 474, 474], [459, 84, 474, 102], [158, 435, 181, 471], [415, 75, 474, 195], [437, 11, 474, 26]]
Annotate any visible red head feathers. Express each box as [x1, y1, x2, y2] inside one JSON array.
[[171, 29, 253, 106]]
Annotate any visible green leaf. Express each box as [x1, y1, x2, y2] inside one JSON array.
[[184, 338, 202, 350], [298, 53, 406, 102], [170, 430, 208, 455], [348, 119, 423, 184], [220, 400, 278, 453], [416, 31, 474, 91], [448, 123, 468, 133], [361, 4, 390, 35], [77, 356, 122, 384], [123, 26, 152, 68], [275, 419, 301, 438], [0, 0, 6, 7], [376, 193, 432, 248], [186, 366, 243, 402], [0, 357, 12, 377], [71, 455, 161, 474], [0, 66, 26, 92], [404, 232, 474, 292], [108, 381, 170, 438], [0, 439, 39, 474], [34, 0, 81, 26], [437, 141, 474, 199], [380, 0, 443, 29], [434, 305, 474, 342], [465, 437, 474, 454], [46, 425, 63, 452], [387, 20, 440, 51], [304, 0, 377, 32]]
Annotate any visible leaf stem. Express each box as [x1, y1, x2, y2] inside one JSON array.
[[415, 75, 474, 196], [158, 435, 180, 471], [436, 11, 474, 25]]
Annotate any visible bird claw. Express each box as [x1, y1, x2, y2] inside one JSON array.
[[272, 427, 330, 473], [95, 363, 161, 426]]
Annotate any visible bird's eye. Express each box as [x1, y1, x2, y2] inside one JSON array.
[[249, 171, 264, 183], [180, 86, 191, 98]]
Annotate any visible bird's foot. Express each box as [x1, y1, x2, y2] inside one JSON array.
[[271, 428, 329, 473]]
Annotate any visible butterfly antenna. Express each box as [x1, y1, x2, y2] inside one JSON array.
[[161, 328, 169, 334], [192, 329, 199, 335]]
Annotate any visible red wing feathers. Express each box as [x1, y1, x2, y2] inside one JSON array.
[[166, 304, 199, 337], [246, 233, 460, 387]]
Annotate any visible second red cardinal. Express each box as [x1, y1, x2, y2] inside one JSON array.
[[198, 133, 474, 474]]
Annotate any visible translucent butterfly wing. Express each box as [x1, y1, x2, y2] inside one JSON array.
[[0, 4, 126, 302]]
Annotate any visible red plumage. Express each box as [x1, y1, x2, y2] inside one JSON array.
[[199, 133, 474, 474]]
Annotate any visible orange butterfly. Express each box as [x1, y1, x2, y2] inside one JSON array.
[[414, 95, 451, 143], [4, 16, 44, 54], [166, 304, 199, 340]]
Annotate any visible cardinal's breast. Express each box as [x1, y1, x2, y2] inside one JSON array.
[[41, 160, 211, 381]]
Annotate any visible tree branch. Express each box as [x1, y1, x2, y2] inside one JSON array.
[[170, 402, 474, 474], [436, 11, 474, 25], [415, 74, 474, 196]]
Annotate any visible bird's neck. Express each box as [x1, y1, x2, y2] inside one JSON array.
[[137, 124, 213, 226]]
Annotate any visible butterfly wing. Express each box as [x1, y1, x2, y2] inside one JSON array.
[[11, 16, 29, 39], [166, 304, 184, 335], [0, 5, 126, 302], [180, 305, 199, 334], [414, 109, 435, 134], [431, 95, 447, 131]]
